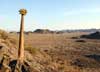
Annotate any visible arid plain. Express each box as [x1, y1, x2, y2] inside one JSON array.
[[9, 31, 100, 72]]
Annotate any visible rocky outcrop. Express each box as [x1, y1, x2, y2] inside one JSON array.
[[80, 31, 100, 39]]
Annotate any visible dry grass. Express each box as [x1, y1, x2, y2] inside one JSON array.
[[25, 46, 39, 54], [9, 32, 100, 72]]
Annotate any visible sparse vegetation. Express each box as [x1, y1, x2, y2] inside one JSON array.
[[71, 37, 79, 39], [75, 39, 86, 42], [25, 46, 39, 54], [0, 30, 9, 40], [0, 30, 100, 72]]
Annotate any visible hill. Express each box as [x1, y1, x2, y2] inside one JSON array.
[[33, 29, 54, 34], [81, 31, 100, 39]]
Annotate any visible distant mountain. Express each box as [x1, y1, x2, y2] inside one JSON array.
[[33, 29, 100, 34], [10, 29, 100, 34], [58, 29, 100, 33], [33, 29, 54, 34]]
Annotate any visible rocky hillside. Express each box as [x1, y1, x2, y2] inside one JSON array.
[[0, 30, 52, 72], [81, 31, 100, 39], [0, 30, 64, 72]]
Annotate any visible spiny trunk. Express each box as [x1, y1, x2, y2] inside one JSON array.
[[16, 14, 25, 71], [18, 14, 24, 64]]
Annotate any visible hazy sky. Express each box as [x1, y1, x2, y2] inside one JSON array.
[[0, 0, 100, 31]]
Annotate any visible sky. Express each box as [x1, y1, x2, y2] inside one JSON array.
[[0, 0, 100, 31]]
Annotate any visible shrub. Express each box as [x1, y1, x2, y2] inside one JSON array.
[[0, 30, 9, 40], [25, 46, 39, 54], [8, 37, 18, 45], [75, 40, 86, 43], [71, 37, 78, 39]]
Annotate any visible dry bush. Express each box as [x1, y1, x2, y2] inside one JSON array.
[[75, 39, 86, 43], [0, 29, 17, 44], [71, 37, 79, 39], [25, 46, 39, 54], [0, 30, 9, 40], [8, 37, 18, 45]]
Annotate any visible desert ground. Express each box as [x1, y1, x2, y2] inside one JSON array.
[[8, 32, 100, 72]]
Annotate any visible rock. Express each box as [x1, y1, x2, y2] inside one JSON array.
[[80, 31, 100, 39]]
